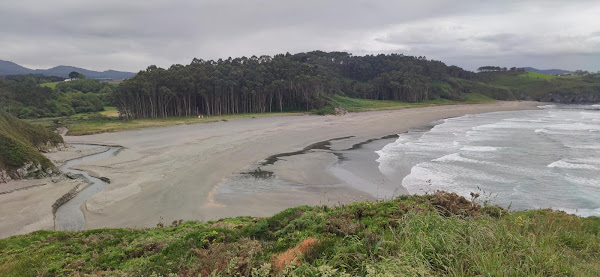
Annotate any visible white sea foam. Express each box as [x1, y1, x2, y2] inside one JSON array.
[[553, 207, 600, 217], [547, 160, 598, 170], [580, 111, 600, 119], [402, 162, 511, 198], [565, 175, 600, 189], [432, 153, 499, 166], [461, 146, 499, 152], [473, 121, 536, 131], [376, 107, 600, 217], [565, 144, 600, 150], [538, 104, 557, 109], [545, 123, 600, 132], [505, 118, 544, 123], [573, 157, 600, 165]]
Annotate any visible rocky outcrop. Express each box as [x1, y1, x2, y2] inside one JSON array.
[[334, 106, 348, 116], [539, 92, 600, 104], [1, 157, 57, 184], [39, 143, 68, 153], [0, 170, 11, 183], [52, 181, 90, 215], [0, 162, 54, 184]]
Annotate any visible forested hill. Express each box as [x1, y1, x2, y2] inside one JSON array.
[[114, 51, 484, 119]]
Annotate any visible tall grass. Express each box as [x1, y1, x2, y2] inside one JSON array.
[[487, 72, 600, 99], [0, 112, 63, 175], [314, 93, 495, 114], [1, 192, 598, 276]]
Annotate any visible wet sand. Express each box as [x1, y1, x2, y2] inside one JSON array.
[[0, 101, 542, 236], [62, 101, 541, 229], [0, 144, 104, 238]]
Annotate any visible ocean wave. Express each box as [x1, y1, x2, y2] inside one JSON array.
[[547, 160, 598, 170], [535, 123, 600, 135], [580, 111, 600, 119], [473, 121, 537, 131], [553, 207, 600, 217], [401, 162, 512, 197], [564, 144, 600, 150], [573, 157, 600, 165], [433, 153, 484, 163], [547, 122, 600, 131], [376, 107, 600, 217], [504, 118, 544, 123], [460, 146, 500, 152], [565, 175, 600, 189], [537, 104, 556, 109]]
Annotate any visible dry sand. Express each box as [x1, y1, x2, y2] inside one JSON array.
[[0, 101, 542, 236]]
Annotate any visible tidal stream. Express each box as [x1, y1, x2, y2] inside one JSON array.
[[54, 144, 122, 231]]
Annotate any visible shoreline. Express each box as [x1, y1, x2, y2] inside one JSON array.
[[0, 101, 542, 236]]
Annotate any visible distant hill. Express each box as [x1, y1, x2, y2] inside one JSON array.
[[523, 67, 572, 75], [0, 60, 135, 80]]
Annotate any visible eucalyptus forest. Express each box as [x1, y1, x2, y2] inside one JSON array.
[[113, 51, 479, 119]]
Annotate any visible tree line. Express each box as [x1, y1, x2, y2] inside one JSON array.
[[113, 51, 477, 119], [0, 75, 113, 118]]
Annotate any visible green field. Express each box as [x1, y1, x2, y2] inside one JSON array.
[[1, 192, 598, 276], [314, 93, 495, 114], [27, 94, 495, 136], [27, 107, 301, 136], [486, 72, 600, 100], [39, 82, 59, 89], [518, 72, 558, 81]]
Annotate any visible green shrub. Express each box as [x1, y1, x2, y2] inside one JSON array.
[[2, 192, 599, 276]]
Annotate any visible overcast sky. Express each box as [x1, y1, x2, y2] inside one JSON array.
[[1, 0, 599, 72]]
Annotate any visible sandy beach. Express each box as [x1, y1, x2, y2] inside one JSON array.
[[0, 101, 541, 237], [0, 144, 108, 238]]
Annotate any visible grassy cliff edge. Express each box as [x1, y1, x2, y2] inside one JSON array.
[[0, 192, 598, 276], [0, 112, 64, 182]]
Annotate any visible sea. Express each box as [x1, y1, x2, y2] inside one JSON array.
[[376, 104, 600, 217]]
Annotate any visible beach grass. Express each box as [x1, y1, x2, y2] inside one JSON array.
[[98, 106, 119, 118], [26, 94, 496, 135], [27, 109, 301, 136], [1, 192, 598, 276], [315, 93, 495, 114]]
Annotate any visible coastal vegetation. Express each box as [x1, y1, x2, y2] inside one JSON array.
[[312, 93, 494, 114], [25, 92, 494, 135], [111, 51, 600, 120], [2, 51, 600, 135], [0, 75, 114, 118], [0, 192, 598, 276], [0, 112, 63, 182], [112, 52, 479, 119], [482, 72, 600, 102], [28, 107, 299, 136]]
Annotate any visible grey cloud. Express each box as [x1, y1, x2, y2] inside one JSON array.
[[0, 0, 598, 72]]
